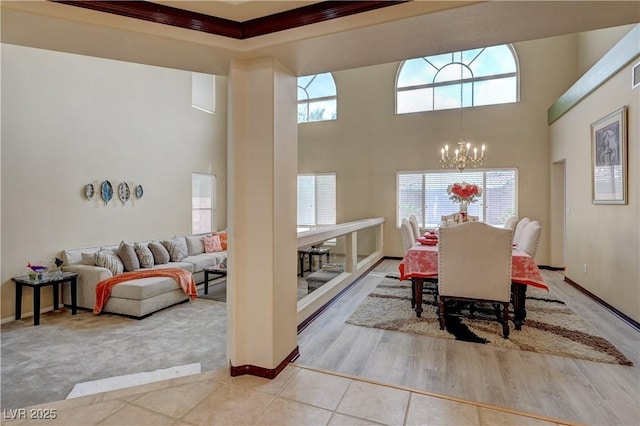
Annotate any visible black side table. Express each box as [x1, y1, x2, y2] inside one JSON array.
[[12, 272, 78, 326], [203, 265, 227, 295], [298, 247, 330, 277]]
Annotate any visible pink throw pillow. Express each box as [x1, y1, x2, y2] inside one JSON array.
[[202, 235, 223, 253]]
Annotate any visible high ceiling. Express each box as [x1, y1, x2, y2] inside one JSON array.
[[1, 1, 639, 76]]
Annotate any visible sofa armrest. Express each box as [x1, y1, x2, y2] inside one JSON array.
[[61, 265, 112, 309]]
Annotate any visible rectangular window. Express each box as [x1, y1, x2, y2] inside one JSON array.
[[397, 168, 517, 229], [297, 173, 336, 228], [192, 173, 216, 234]]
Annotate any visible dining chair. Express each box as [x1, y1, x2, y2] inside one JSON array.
[[409, 214, 421, 239], [437, 221, 513, 338], [400, 218, 416, 253], [505, 215, 518, 231], [512, 217, 531, 245], [517, 220, 542, 259]]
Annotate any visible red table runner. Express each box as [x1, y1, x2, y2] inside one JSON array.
[[399, 243, 548, 290]]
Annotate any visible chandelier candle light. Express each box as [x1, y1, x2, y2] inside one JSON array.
[[440, 140, 485, 171]]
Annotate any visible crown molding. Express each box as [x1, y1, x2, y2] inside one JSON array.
[[50, 0, 409, 40]]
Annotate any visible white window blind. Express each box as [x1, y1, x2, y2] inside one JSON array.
[[192, 173, 216, 234], [397, 169, 517, 228], [297, 174, 336, 227]]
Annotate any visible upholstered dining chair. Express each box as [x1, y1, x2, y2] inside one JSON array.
[[409, 214, 421, 240], [512, 217, 531, 246], [505, 215, 518, 232], [400, 218, 416, 253], [437, 221, 513, 338], [517, 220, 542, 259]]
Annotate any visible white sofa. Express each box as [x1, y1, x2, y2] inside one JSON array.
[[61, 235, 226, 319]]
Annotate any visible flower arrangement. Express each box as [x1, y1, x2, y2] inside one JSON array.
[[447, 182, 482, 204]]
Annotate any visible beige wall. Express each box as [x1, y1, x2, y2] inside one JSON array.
[[550, 57, 639, 322], [577, 24, 637, 76], [0, 44, 227, 321], [299, 35, 581, 264]]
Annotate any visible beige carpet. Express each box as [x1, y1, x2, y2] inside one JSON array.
[[347, 278, 632, 366]]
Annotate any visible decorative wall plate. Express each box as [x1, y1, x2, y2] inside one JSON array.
[[101, 180, 113, 205], [135, 185, 144, 199], [85, 183, 95, 200], [118, 182, 130, 204]]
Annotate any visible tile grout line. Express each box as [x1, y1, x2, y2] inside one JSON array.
[[292, 363, 584, 426]]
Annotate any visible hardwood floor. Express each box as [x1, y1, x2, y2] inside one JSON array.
[[295, 259, 640, 426]]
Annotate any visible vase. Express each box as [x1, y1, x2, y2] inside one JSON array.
[[459, 201, 468, 222]]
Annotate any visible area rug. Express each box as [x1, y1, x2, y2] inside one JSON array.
[[198, 281, 226, 302], [346, 277, 632, 366]]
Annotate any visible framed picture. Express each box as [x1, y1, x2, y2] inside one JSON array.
[[591, 106, 627, 204]]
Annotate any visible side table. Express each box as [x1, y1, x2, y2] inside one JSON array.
[[298, 247, 330, 277], [203, 265, 227, 295], [12, 272, 78, 326]]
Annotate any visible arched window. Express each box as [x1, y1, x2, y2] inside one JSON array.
[[298, 73, 337, 123], [396, 45, 518, 114]]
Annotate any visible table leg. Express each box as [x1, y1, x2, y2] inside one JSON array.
[[319, 254, 323, 270], [53, 283, 60, 311], [33, 287, 41, 326], [414, 278, 424, 318], [70, 278, 77, 315], [511, 282, 527, 330], [298, 253, 304, 277], [15, 282, 22, 320], [204, 271, 210, 295]]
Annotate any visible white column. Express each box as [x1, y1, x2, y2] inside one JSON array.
[[226, 58, 298, 376]]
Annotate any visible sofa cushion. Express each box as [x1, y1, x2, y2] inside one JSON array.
[[202, 235, 223, 253], [109, 276, 182, 300], [94, 250, 124, 276], [119, 241, 140, 272], [81, 252, 97, 266], [152, 261, 194, 273], [182, 253, 225, 273], [134, 243, 154, 268], [185, 235, 205, 256], [213, 231, 227, 250], [162, 237, 188, 262], [148, 242, 170, 265]]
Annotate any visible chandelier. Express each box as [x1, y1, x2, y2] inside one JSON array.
[[439, 62, 486, 172], [440, 140, 485, 171]]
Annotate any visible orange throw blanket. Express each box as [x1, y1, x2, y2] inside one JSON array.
[[94, 268, 198, 314]]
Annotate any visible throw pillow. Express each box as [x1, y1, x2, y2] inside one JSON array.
[[118, 241, 140, 272], [81, 252, 97, 266], [134, 243, 154, 268], [161, 237, 188, 262], [148, 241, 170, 265], [213, 231, 227, 250], [185, 235, 205, 256], [94, 250, 124, 276], [202, 235, 223, 253]]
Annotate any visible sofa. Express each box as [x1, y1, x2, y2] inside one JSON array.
[[61, 233, 227, 319]]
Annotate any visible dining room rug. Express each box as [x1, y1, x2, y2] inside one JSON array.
[[346, 277, 632, 366]]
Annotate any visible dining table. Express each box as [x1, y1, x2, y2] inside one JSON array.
[[399, 241, 548, 330]]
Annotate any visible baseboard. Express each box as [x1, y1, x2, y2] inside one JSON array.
[[538, 265, 565, 271], [1, 306, 56, 325], [564, 276, 640, 332], [297, 258, 385, 334], [229, 346, 299, 379]]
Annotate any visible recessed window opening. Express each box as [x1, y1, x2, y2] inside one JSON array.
[[298, 73, 337, 123], [192, 173, 216, 234]]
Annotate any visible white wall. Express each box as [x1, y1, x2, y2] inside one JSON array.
[[0, 44, 227, 320], [550, 55, 639, 321], [299, 34, 581, 265]]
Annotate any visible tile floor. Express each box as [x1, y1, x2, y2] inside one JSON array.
[[2, 364, 577, 426]]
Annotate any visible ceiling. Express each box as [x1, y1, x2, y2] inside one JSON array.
[[1, 1, 639, 76]]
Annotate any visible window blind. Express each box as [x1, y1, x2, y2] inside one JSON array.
[[397, 168, 517, 228]]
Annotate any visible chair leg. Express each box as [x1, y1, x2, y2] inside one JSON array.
[[501, 302, 510, 339], [438, 298, 446, 330], [411, 279, 416, 308]]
